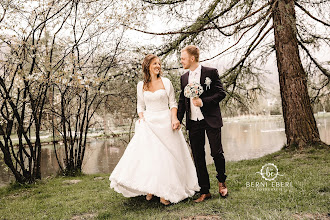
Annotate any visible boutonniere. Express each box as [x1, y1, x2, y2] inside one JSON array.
[[205, 77, 212, 90]]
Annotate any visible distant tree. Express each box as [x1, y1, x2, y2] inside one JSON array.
[[0, 0, 74, 183], [0, 0, 148, 181], [132, 0, 330, 148]]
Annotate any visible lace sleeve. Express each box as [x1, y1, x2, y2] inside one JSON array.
[[168, 80, 178, 110], [136, 81, 145, 113]]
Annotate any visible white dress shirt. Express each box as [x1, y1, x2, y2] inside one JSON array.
[[188, 65, 204, 121]]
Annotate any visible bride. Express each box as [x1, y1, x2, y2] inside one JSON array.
[[109, 54, 200, 205]]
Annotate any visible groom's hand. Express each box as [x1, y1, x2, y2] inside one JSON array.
[[192, 97, 203, 107]]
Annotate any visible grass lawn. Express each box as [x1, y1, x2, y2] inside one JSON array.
[[0, 144, 329, 219]]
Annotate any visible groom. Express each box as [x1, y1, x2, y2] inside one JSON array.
[[177, 45, 228, 202]]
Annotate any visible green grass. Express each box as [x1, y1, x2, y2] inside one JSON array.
[[0, 144, 329, 220]]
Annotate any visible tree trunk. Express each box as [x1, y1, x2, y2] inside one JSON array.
[[272, 0, 321, 148]]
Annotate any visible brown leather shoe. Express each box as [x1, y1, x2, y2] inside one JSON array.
[[193, 193, 212, 203], [218, 182, 228, 198]]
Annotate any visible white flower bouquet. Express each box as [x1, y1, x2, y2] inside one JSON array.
[[184, 82, 204, 98]]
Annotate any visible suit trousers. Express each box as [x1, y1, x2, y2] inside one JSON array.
[[189, 119, 227, 194]]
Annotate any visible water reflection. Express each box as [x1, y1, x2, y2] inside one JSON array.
[[82, 139, 126, 174], [218, 118, 286, 162], [1, 115, 329, 186]]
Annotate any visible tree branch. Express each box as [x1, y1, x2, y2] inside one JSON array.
[[0, 5, 6, 23], [295, 2, 330, 27], [124, 0, 272, 36], [202, 1, 276, 62], [201, 25, 255, 62], [210, 1, 273, 30], [310, 78, 329, 103], [298, 39, 330, 78], [225, 20, 274, 78], [142, 0, 187, 4], [157, 0, 241, 57]]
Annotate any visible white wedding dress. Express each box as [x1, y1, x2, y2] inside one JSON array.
[[109, 78, 200, 203]]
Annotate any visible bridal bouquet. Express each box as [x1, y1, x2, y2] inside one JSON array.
[[184, 82, 204, 98]]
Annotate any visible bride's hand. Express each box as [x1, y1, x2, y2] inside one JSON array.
[[138, 117, 145, 123], [138, 113, 145, 123], [172, 118, 181, 130]]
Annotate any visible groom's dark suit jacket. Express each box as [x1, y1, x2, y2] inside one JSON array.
[[178, 66, 226, 130]]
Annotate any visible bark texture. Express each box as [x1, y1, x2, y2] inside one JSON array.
[[272, 0, 321, 147]]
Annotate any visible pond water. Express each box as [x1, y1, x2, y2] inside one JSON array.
[[1, 115, 329, 186]]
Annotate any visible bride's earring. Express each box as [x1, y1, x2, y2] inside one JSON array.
[[146, 193, 153, 201]]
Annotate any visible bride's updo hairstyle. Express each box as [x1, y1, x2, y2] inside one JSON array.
[[142, 54, 162, 91]]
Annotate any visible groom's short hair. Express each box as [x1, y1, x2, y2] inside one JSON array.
[[182, 45, 200, 62]]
